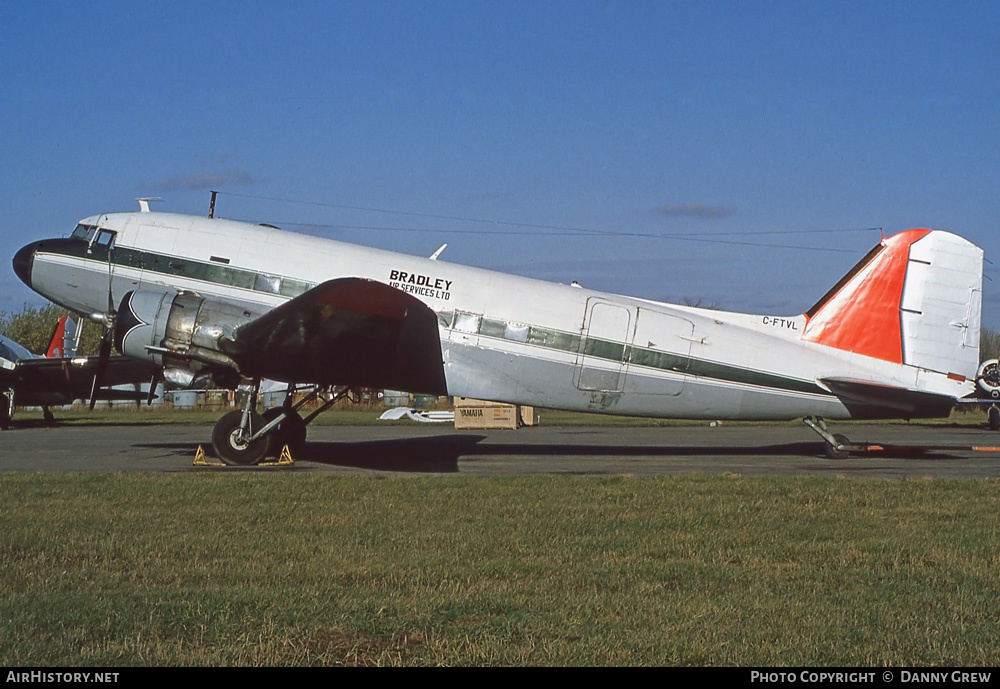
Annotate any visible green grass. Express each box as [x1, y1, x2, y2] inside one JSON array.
[[2, 474, 998, 666]]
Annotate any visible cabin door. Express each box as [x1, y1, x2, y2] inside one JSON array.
[[575, 300, 634, 392]]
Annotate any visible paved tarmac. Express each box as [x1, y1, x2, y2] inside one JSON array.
[[2, 420, 1000, 478]]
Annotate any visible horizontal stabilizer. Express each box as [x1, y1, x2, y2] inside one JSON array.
[[820, 377, 957, 419]]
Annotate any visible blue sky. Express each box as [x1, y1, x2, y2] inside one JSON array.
[[2, 1, 998, 323]]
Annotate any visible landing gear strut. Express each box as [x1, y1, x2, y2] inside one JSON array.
[[803, 416, 851, 459], [262, 408, 307, 453], [261, 383, 309, 453]]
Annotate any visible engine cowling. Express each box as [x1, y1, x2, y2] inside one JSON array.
[[114, 290, 259, 388]]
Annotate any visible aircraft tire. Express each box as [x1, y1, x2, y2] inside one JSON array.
[[0, 394, 9, 430], [212, 410, 272, 466], [261, 408, 308, 455], [825, 434, 850, 460], [282, 412, 307, 453], [989, 406, 1000, 431]]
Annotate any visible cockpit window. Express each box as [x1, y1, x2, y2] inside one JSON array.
[[92, 229, 116, 251], [71, 224, 97, 241]]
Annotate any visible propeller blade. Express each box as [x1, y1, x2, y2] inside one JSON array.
[[89, 333, 113, 411], [89, 254, 119, 411], [146, 371, 162, 406]]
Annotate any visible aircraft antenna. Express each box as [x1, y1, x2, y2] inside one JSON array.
[[135, 197, 163, 213], [209, 190, 218, 218]]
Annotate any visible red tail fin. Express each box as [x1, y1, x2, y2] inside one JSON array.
[[45, 315, 68, 358]]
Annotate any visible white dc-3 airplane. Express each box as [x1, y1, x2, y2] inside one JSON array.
[[12, 200, 984, 464]]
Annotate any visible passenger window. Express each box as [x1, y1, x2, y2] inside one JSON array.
[[505, 322, 529, 342], [453, 312, 482, 334], [254, 273, 282, 294]]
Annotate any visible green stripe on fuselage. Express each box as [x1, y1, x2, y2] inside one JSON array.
[[475, 327, 829, 398]]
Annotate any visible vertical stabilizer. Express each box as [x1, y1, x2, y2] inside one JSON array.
[[803, 229, 983, 379], [44, 316, 69, 358]]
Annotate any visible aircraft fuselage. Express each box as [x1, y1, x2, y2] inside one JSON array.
[[13, 211, 977, 421]]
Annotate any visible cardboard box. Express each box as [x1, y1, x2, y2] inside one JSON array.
[[454, 398, 537, 429]]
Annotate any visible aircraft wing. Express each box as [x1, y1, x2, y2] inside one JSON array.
[[6, 356, 160, 406], [220, 278, 448, 395], [819, 377, 958, 420]]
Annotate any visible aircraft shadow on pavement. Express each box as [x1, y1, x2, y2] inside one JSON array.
[[295, 435, 967, 472], [132, 434, 969, 473], [299, 434, 485, 472]]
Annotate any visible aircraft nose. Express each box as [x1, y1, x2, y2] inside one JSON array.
[[12, 242, 37, 288]]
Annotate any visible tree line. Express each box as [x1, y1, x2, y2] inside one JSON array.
[[0, 304, 102, 356]]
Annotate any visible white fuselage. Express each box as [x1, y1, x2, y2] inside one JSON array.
[[22, 211, 975, 420]]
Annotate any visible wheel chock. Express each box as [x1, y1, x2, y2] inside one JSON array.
[[193, 445, 225, 467], [260, 444, 294, 466], [194, 443, 293, 467]]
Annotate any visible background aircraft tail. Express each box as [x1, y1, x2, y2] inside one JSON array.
[[43, 316, 80, 358], [802, 229, 983, 379], [44, 316, 69, 358]]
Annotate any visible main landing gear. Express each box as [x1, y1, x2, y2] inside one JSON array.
[[211, 379, 353, 466]]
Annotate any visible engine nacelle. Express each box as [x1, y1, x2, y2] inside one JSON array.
[[114, 290, 259, 388]]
